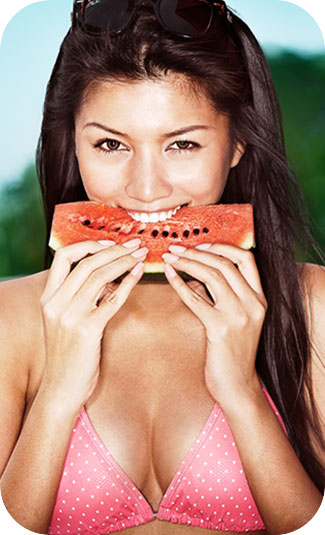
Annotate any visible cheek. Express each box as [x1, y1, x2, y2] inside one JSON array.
[[190, 176, 226, 204], [177, 153, 230, 200], [77, 155, 123, 202], [75, 134, 122, 201]]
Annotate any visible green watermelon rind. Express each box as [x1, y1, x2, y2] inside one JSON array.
[[49, 234, 64, 252]]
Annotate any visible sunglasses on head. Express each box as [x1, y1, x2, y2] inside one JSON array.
[[72, 0, 231, 39]]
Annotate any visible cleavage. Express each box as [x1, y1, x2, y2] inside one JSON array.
[[85, 389, 216, 512], [84, 339, 213, 509]]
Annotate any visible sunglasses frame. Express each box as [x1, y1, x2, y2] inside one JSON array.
[[72, 0, 228, 39]]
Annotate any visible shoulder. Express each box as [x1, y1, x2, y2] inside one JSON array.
[[0, 269, 48, 325], [0, 270, 49, 375], [298, 262, 325, 346], [298, 262, 325, 426], [0, 271, 49, 474]]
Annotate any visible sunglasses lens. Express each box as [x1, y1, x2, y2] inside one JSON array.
[[159, 0, 213, 37], [83, 0, 133, 33]]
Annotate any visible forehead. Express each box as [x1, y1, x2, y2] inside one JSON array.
[[76, 74, 220, 128]]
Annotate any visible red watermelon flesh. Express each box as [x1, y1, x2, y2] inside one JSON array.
[[49, 202, 255, 273]]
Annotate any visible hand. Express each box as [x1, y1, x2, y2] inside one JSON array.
[[163, 243, 267, 406], [39, 239, 147, 409]]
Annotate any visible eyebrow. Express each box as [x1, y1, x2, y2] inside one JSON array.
[[161, 125, 211, 138], [84, 122, 127, 137], [84, 122, 211, 138]]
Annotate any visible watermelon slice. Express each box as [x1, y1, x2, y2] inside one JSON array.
[[49, 202, 255, 273]]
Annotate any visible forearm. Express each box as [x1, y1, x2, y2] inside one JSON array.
[[218, 382, 323, 535], [1, 387, 80, 534]]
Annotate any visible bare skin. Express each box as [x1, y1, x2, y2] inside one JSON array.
[[0, 77, 324, 534], [0, 268, 268, 535], [1, 262, 324, 535]]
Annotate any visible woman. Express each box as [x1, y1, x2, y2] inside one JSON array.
[[0, 1, 324, 534]]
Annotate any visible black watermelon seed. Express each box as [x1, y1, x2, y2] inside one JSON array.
[[82, 220, 91, 226], [183, 230, 190, 238], [151, 230, 159, 237], [113, 227, 121, 232], [172, 232, 178, 238], [193, 228, 200, 235], [137, 229, 145, 235], [162, 231, 169, 237], [203, 227, 209, 234], [98, 226, 105, 230]]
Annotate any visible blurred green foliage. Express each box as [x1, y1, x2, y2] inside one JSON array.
[[0, 164, 46, 277], [0, 52, 324, 277], [267, 52, 325, 251]]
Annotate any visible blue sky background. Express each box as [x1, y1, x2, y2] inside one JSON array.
[[0, 0, 324, 188]]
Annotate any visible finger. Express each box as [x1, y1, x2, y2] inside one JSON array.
[[93, 262, 145, 328], [69, 251, 147, 313], [163, 254, 239, 312], [42, 240, 116, 303], [164, 263, 217, 329], [195, 243, 264, 295], [169, 246, 256, 301], [51, 242, 145, 306]]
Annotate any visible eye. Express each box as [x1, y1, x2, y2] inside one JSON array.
[[169, 140, 201, 152], [94, 138, 127, 154]]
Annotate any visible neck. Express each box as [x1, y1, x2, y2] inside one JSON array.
[[127, 274, 185, 316], [125, 273, 211, 317], [102, 273, 209, 320]]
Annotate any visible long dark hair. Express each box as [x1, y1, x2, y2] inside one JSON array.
[[37, 7, 324, 490]]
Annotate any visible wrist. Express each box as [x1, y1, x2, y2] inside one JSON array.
[[34, 380, 84, 422], [210, 374, 264, 415]]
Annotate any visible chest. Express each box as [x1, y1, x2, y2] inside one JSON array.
[[45, 308, 267, 534], [84, 312, 215, 510]]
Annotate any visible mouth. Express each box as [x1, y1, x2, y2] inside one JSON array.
[[124, 203, 188, 223]]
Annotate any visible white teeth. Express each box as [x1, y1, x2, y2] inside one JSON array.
[[127, 205, 182, 222], [158, 212, 167, 221], [150, 213, 159, 223]]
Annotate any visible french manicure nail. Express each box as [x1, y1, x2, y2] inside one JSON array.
[[131, 247, 149, 258], [195, 243, 212, 250], [130, 262, 145, 277], [122, 238, 141, 248], [98, 240, 116, 246], [162, 252, 179, 263], [169, 244, 186, 254], [164, 263, 177, 278]]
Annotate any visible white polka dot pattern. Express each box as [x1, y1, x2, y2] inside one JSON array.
[[48, 386, 286, 534]]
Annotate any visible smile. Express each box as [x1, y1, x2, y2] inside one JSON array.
[[126, 205, 183, 223]]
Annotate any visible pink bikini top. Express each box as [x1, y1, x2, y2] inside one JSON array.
[[49, 386, 286, 535]]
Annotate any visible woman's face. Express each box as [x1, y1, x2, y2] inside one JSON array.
[[74, 75, 244, 221]]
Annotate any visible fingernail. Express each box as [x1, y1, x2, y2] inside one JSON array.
[[195, 243, 212, 250], [98, 240, 116, 246], [122, 238, 141, 248], [164, 263, 177, 278], [130, 262, 145, 277], [169, 245, 186, 254], [162, 252, 179, 263], [131, 247, 149, 258]]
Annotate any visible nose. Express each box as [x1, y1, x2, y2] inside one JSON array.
[[125, 149, 173, 204]]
